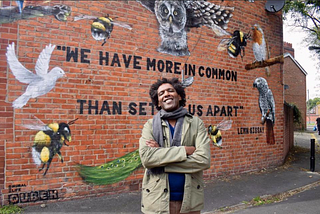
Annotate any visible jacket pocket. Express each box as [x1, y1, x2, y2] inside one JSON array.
[[190, 175, 204, 209], [141, 176, 168, 213]]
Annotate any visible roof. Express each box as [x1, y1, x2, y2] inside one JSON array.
[[284, 52, 308, 76]]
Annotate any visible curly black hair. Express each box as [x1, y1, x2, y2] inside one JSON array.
[[149, 78, 186, 111]]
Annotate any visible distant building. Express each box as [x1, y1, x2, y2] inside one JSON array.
[[308, 104, 320, 123], [283, 42, 307, 129]]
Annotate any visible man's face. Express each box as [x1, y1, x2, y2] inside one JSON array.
[[157, 83, 181, 112]]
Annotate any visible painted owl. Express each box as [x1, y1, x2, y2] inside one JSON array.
[[253, 77, 275, 125], [155, 0, 188, 56], [136, 0, 234, 56]]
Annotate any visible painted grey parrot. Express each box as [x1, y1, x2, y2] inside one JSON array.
[[253, 77, 275, 144]]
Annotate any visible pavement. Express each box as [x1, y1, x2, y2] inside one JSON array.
[[22, 129, 320, 214]]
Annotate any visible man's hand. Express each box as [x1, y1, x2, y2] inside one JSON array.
[[185, 146, 196, 156], [146, 140, 159, 148]]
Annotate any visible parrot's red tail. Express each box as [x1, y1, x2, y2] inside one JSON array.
[[266, 119, 275, 144]]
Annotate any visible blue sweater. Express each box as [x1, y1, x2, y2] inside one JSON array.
[[168, 123, 185, 201]]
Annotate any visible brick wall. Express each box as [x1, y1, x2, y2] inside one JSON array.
[[0, 0, 284, 206], [283, 55, 307, 129], [0, 1, 16, 205]]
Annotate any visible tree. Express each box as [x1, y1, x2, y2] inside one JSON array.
[[283, 1, 320, 97], [290, 103, 304, 129], [283, 1, 320, 58], [307, 97, 320, 111]]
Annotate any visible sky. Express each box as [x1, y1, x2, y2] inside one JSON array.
[[283, 20, 319, 100]]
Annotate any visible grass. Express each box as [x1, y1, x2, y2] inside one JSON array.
[[0, 205, 23, 214], [212, 195, 281, 213], [251, 195, 280, 206]]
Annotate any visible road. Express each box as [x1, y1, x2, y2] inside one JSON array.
[[294, 130, 319, 149], [233, 185, 320, 214], [231, 130, 320, 214]]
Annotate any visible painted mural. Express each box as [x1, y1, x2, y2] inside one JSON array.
[[7, 183, 59, 205], [252, 24, 268, 63], [251, 24, 270, 75], [78, 149, 141, 185], [218, 30, 250, 59], [77, 58, 196, 185], [245, 24, 284, 72], [181, 72, 194, 88], [6, 43, 65, 108], [74, 15, 132, 46], [136, 0, 234, 56], [0, 0, 287, 204], [77, 117, 232, 185], [253, 77, 275, 144], [78, 119, 232, 185], [0, 1, 71, 24], [208, 120, 232, 148], [22, 117, 77, 176]]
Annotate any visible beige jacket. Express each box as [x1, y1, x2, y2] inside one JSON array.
[[139, 115, 211, 214]]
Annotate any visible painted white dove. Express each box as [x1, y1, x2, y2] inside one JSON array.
[[6, 43, 65, 108]]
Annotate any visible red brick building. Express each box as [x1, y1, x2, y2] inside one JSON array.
[[283, 42, 307, 129], [0, 0, 286, 206], [308, 104, 320, 123]]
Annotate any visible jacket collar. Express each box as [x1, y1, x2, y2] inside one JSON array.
[[160, 114, 193, 145], [181, 115, 193, 142]]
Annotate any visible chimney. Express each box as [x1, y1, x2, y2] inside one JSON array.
[[284, 42, 294, 58]]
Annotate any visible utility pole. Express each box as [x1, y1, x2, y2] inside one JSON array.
[[307, 89, 310, 126], [308, 89, 310, 125]]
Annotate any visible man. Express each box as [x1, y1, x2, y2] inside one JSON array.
[[139, 78, 211, 214], [316, 117, 320, 135]]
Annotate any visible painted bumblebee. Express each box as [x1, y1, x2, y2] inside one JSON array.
[[208, 120, 232, 148], [91, 16, 114, 46], [32, 122, 71, 176], [74, 14, 132, 46], [23, 117, 76, 176], [218, 30, 250, 59]]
